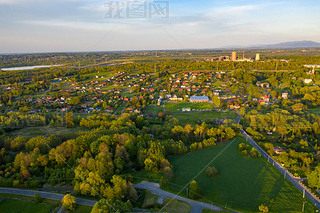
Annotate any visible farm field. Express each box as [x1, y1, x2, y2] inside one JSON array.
[[165, 137, 317, 212]]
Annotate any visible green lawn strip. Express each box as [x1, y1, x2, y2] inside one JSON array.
[[161, 197, 192, 213], [0, 193, 59, 205], [202, 209, 219, 213], [70, 204, 93, 213], [142, 190, 159, 208], [0, 198, 55, 213], [165, 137, 317, 212]]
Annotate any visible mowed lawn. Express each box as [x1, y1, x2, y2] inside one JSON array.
[[166, 137, 317, 212], [0, 198, 54, 213], [165, 102, 215, 112], [171, 112, 236, 125]]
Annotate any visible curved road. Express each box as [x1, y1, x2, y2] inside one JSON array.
[[236, 115, 320, 210], [0, 187, 97, 207], [133, 181, 234, 213]]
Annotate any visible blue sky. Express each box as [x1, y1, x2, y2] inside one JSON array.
[[0, 0, 319, 53]]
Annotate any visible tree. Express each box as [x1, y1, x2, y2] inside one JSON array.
[[91, 199, 132, 213], [189, 180, 200, 200], [259, 204, 269, 213], [65, 112, 74, 128], [308, 166, 320, 189], [212, 96, 221, 108], [162, 167, 174, 179], [277, 125, 288, 139], [62, 194, 76, 211]]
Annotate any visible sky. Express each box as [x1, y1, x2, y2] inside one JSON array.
[[0, 0, 320, 53]]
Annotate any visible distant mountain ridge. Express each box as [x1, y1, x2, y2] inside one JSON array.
[[255, 40, 320, 48], [220, 41, 320, 49]]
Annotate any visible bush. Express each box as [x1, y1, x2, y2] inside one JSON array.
[[259, 204, 269, 213], [159, 176, 167, 188], [34, 192, 43, 203], [162, 167, 174, 179], [241, 149, 248, 156], [205, 167, 218, 177]]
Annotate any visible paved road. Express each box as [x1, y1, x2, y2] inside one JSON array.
[[133, 181, 233, 213], [0, 187, 97, 207], [239, 128, 320, 210]]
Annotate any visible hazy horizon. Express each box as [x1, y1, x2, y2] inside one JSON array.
[[1, 0, 320, 54]]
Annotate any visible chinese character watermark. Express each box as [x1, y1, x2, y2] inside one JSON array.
[[105, 1, 169, 18]]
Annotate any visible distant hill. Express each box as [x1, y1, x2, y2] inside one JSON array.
[[253, 40, 320, 49], [219, 41, 320, 49]]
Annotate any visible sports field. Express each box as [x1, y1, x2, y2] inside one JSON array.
[[171, 111, 236, 125], [165, 102, 215, 112]]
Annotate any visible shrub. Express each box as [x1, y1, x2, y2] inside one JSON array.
[[34, 192, 43, 203], [205, 167, 218, 177]]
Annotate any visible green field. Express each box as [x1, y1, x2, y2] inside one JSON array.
[[161, 197, 192, 213], [308, 106, 320, 115], [8, 126, 81, 137], [71, 204, 92, 213], [171, 111, 236, 125], [145, 104, 164, 115], [142, 190, 159, 208], [0, 198, 54, 213], [165, 137, 317, 212], [165, 102, 215, 112]]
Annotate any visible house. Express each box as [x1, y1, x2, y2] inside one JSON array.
[[190, 96, 209, 103], [267, 132, 273, 136], [274, 147, 285, 155], [282, 92, 288, 99], [261, 83, 270, 88], [304, 79, 313, 84], [182, 108, 191, 112], [169, 95, 183, 102], [262, 96, 270, 103]]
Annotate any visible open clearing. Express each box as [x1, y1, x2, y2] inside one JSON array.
[[165, 137, 317, 212]]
